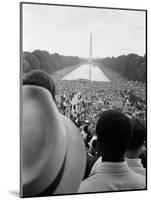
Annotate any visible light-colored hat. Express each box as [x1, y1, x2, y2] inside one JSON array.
[[21, 85, 86, 197]]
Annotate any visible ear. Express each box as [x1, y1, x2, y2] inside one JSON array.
[[139, 144, 146, 155]]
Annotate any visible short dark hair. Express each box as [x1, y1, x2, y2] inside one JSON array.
[[23, 70, 56, 100], [128, 118, 146, 150], [96, 110, 132, 157]]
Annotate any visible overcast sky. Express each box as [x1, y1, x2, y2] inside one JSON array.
[[22, 4, 146, 58]]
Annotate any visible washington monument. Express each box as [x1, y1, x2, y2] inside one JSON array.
[[62, 32, 110, 82]]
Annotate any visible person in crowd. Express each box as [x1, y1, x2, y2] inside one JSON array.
[[23, 69, 56, 101], [88, 139, 99, 172], [88, 139, 98, 158], [79, 126, 87, 141], [125, 118, 146, 176], [83, 121, 92, 147], [88, 134, 97, 150], [78, 110, 146, 193], [90, 118, 147, 177], [84, 139, 98, 180], [139, 145, 147, 168]]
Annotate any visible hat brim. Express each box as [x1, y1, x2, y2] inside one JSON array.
[[38, 115, 87, 196], [21, 86, 86, 197], [22, 86, 67, 197], [53, 115, 86, 194]]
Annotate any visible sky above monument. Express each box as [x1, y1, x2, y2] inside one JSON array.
[[22, 3, 146, 58]]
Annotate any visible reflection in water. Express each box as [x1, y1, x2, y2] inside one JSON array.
[[62, 64, 110, 82]]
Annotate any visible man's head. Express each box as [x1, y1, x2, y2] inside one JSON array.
[[126, 118, 146, 158], [96, 110, 132, 162], [23, 70, 56, 101]]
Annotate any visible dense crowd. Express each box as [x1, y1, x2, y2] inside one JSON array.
[[55, 79, 146, 177], [22, 70, 146, 197], [55, 79, 146, 133]]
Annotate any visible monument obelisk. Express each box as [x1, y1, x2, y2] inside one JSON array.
[[89, 33, 92, 81]]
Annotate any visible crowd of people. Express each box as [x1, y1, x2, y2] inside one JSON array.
[[55, 79, 146, 138], [55, 78, 146, 179], [22, 70, 146, 197]]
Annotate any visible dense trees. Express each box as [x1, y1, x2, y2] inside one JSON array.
[[32, 50, 55, 74], [23, 50, 146, 83], [23, 52, 40, 72], [96, 54, 146, 82], [22, 58, 30, 73], [22, 50, 83, 74]]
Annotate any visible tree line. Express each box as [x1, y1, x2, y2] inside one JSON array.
[[96, 54, 146, 82], [22, 50, 84, 74]]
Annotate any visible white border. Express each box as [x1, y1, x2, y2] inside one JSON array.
[[0, 0, 150, 199]]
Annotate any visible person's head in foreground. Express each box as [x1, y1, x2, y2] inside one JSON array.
[[23, 69, 56, 101], [21, 85, 86, 197], [125, 118, 146, 176], [96, 110, 132, 162], [126, 118, 146, 159], [78, 110, 146, 193]]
